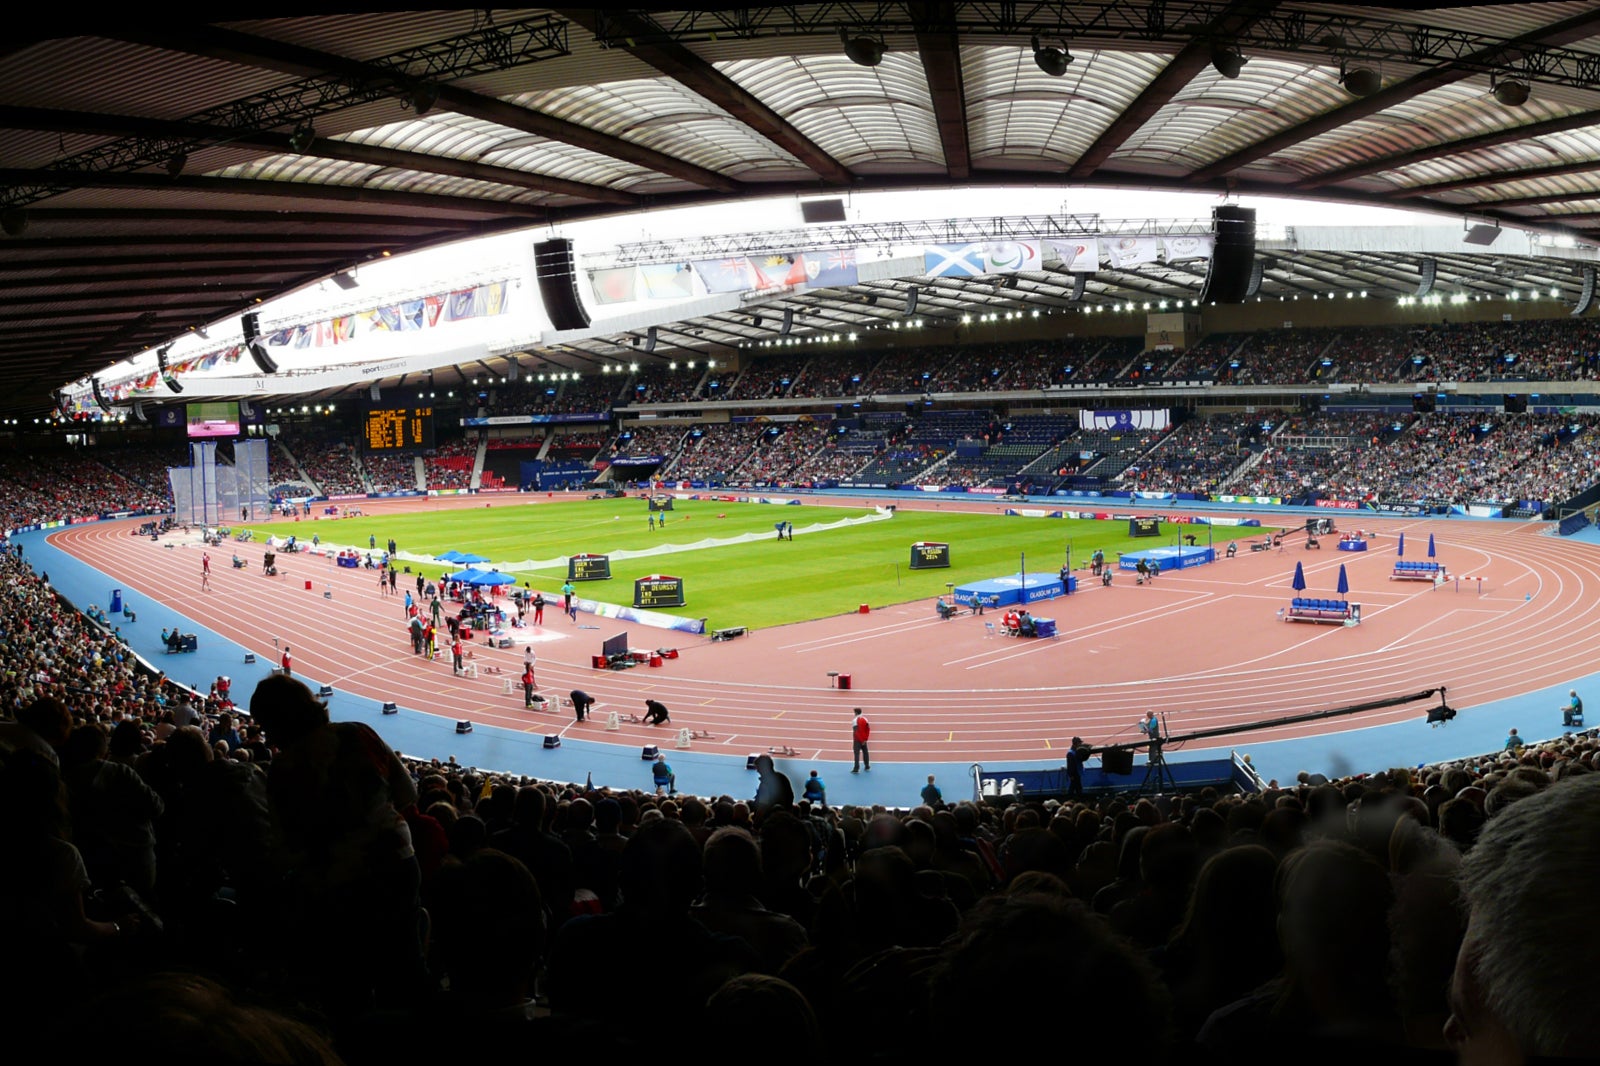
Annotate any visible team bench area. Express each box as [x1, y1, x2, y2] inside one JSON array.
[[1392, 561, 1445, 581], [1286, 598, 1355, 624]]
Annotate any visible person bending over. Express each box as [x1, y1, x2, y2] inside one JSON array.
[[643, 699, 671, 726]]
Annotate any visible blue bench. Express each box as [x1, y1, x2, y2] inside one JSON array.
[[1286, 597, 1351, 624], [1391, 560, 1445, 581]]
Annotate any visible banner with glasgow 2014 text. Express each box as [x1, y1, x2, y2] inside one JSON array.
[[1079, 409, 1171, 432]]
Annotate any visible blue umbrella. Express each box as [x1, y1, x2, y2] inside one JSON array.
[[456, 552, 490, 566], [1397, 532, 1405, 557], [1337, 563, 1349, 595], [434, 550, 465, 562], [471, 571, 515, 586], [1292, 560, 1307, 591], [1428, 533, 1436, 558]]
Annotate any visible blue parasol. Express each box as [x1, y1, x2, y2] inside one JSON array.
[[1292, 560, 1307, 591], [1397, 532, 1405, 557], [455, 552, 491, 566], [1428, 533, 1436, 558], [434, 550, 465, 562], [1337, 563, 1349, 595]]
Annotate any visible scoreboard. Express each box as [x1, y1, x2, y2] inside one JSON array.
[[364, 405, 434, 450], [568, 554, 612, 581], [909, 541, 951, 569], [634, 575, 686, 609], [1129, 517, 1160, 538]]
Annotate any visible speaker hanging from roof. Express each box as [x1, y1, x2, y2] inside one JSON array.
[[1573, 266, 1596, 317], [241, 312, 278, 374], [1070, 274, 1088, 301], [131, 400, 147, 423], [534, 238, 591, 332], [156, 343, 183, 393], [91, 376, 111, 412], [780, 308, 794, 335], [239, 399, 254, 418], [1415, 258, 1436, 298], [1199, 206, 1256, 305], [1244, 259, 1266, 299], [904, 286, 919, 316], [370, 383, 381, 401], [644, 326, 658, 353]]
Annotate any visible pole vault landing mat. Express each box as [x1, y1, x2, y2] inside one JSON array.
[[1118, 545, 1216, 571], [954, 571, 1066, 609]]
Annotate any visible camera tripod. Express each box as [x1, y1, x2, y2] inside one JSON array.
[[1139, 715, 1176, 795]]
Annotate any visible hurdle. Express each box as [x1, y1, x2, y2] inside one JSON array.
[[1454, 575, 1485, 595]]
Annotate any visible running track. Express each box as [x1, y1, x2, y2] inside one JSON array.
[[48, 496, 1600, 768]]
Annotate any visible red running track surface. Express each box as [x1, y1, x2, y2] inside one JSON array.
[[51, 497, 1598, 765]]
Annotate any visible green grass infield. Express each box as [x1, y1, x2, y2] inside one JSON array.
[[246, 498, 1272, 631]]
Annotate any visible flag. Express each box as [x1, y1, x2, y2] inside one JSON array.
[[1106, 235, 1160, 269], [693, 257, 755, 294], [1163, 234, 1214, 262], [924, 243, 986, 277], [485, 280, 508, 316], [424, 295, 445, 328], [983, 240, 1039, 273], [590, 267, 639, 305], [400, 300, 426, 331], [751, 252, 806, 290], [447, 289, 478, 321], [1048, 238, 1100, 272], [639, 263, 695, 299], [803, 248, 859, 288]]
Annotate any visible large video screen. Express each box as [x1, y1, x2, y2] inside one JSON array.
[[185, 401, 240, 439]]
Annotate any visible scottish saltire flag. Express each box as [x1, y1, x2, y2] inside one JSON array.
[[983, 240, 1039, 273], [1080, 408, 1170, 432], [640, 263, 695, 299], [924, 243, 985, 277], [1106, 235, 1160, 269], [804, 248, 859, 288], [693, 257, 755, 294], [1163, 234, 1213, 262], [590, 267, 639, 304], [1047, 238, 1100, 272]]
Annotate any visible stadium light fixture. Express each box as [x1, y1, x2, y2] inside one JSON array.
[[1210, 43, 1246, 79], [1341, 64, 1381, 97], [841, 29, 885, 67], [1493, 79, 1531, 106], [1032, 36, 1073, 77]]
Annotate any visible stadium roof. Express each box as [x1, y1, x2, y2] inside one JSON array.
[[7, 4, 1600, 413]]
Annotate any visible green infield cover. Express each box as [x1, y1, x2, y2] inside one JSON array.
[[248, 499, 1270, 631]]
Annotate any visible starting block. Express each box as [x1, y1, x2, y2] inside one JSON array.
[[768, 744, 798, 757], [620, 712, 643, 724]]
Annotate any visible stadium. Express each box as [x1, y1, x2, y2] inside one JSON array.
[[6, 5, 1600, 1060]]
